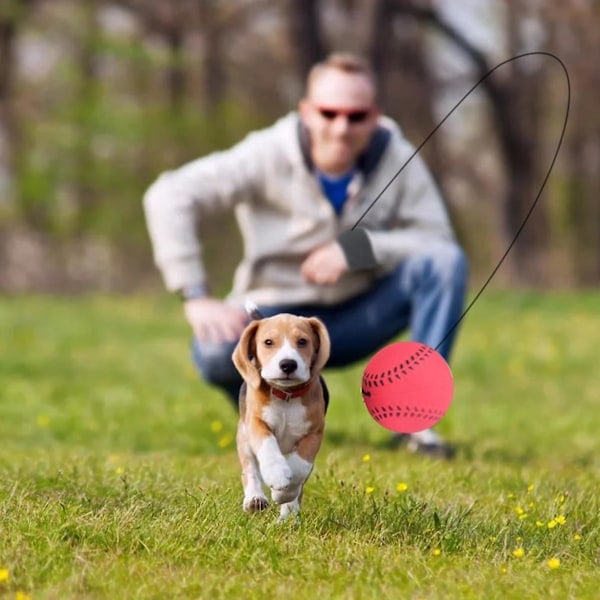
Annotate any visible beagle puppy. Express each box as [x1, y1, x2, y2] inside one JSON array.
[[232, 313, 331, 520]]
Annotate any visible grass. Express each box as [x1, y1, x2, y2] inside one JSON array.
[[0, 290, 599, 599]]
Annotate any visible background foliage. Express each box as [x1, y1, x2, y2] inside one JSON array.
[[0, 0, 598, 293]]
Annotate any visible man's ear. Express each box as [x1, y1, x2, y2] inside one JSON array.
[[299, 97, 315, 128]]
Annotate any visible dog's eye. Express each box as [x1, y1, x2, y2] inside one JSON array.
[[297, 338, 308, 347], [263, 339, 273, 346]]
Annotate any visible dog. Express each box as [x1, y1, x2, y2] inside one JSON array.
[[232, 311, 330, 520]]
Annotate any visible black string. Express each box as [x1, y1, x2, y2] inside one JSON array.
[[352, 52, 571, 352]]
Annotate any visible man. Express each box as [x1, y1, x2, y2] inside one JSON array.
[[143, 53, 468, 457]]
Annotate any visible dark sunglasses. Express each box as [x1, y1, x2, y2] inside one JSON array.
[[316, 106, 372, 124]]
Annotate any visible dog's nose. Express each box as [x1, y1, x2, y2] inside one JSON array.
[[279, 359, 297, 374]]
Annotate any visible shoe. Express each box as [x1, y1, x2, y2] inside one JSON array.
[[391, 429, 456, 459]]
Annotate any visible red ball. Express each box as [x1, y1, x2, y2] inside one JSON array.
[[361, 341, 453, 434]]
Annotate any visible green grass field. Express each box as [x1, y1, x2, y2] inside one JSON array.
[[1, 291, 599, 599]]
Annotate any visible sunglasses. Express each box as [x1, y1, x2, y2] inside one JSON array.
[[316, 106, 372, 124]]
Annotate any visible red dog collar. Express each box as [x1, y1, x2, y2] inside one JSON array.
[[270, 381, 313, 401]]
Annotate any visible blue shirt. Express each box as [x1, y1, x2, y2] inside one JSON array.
[[315, 170, 355, 215]]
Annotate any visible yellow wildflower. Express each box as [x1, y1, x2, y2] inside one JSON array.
[[115, 466, 124, 475], [536, 521, 545, 527], [210, 420, 223, 433], [396, 482, 408, 493], [555, 515, 566, 525], [218, 434, 233, 448], [546, 557, 561, 570], [513, 547, 525, 558], [0, 568, 9, 582], [362, 454, 371, 462], [36, 415, 50, 428], [573, 534, 582, 541], [527, 484, 534, 493], [432, 548, 441, 556], [16, 592, 32, 600], [515, 506, 525, 516], [365, 486, 375, 494]]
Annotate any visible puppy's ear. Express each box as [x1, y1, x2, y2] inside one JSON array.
[[232, 320, 262, 389], [307, 317, 331, 373]]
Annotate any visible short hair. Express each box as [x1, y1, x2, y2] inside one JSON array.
[[306, 52, 376, 94]]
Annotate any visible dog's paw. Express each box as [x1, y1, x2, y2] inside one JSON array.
[[271, 485, 300, 505], [262, 461, 292, 491], [278, 498, 301, 522], [243, 495, 270, 513]]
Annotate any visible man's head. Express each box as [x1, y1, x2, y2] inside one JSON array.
[[299, 53, 380, 175]]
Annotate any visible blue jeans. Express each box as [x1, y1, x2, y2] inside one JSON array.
[[192, 242, 468, 405]]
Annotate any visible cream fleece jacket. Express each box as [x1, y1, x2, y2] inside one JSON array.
[[143, 112, 455, 306]]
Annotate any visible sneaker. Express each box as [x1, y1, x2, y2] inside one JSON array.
[[391, 428, 456, 459]]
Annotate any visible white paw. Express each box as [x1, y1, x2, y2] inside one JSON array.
[[261, 460, 292, 491], [271, 485, 300, 505], [278, 499, 300, 521]]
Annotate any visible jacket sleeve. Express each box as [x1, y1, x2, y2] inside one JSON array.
[[143, 130, 267, 292], [338, 147, 455, 272]]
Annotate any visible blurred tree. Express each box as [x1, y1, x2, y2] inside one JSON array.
[[0, 0, 37, 207], [368, 0, 443, 175], [0, 0, 597, 291], [547, 1, 600, 284], [383, 0, 551, 284], [116, 0, 194, 112], [197, 0, 225, 114], [73, 0, 101, 234], [286, 0, 326, 80]]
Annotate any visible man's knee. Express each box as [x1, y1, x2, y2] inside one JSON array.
[[431, 241, 467, 274], [409, 242, 468, 287]]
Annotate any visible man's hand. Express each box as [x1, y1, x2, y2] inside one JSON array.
[[300, 242, 349, 285], [183, 297, 248, 344]]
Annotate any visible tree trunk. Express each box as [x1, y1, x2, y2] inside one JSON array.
[[286, 0, 326, 81], [388, 0, 550, 283], [73, 0, 100, 234], [198, 0, 225, 113], [0, 0, 22, 204]]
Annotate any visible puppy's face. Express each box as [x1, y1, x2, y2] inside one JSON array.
[[232, 314, 330, 390]]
